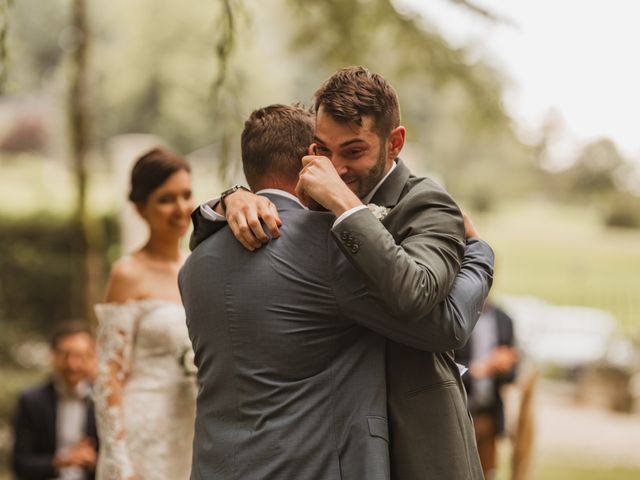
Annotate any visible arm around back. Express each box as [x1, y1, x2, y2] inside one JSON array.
[[189, 206, 228, 251], [332, 182, 465, 320], [333, 237, 494, 352]]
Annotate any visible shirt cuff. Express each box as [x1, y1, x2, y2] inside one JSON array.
[[200, 197, 226, 222], [333, 205, 368, 227]]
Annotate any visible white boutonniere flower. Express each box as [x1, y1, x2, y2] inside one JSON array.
[[367, 203, 390, 221]]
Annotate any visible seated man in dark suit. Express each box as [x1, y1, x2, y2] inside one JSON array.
[[12, 322, 98, 480]]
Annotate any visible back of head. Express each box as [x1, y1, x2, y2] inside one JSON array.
[[129, 147, 191, 204], [314, 66, 400, 139], [241, 104, 314, 191]]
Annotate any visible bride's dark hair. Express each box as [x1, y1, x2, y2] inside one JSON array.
[[129, 147, 191, 203]]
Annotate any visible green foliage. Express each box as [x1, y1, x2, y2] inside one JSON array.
[[0, 214, 118, 354], [603, 192, 640, 229], [562, 139, 625, 197], [539, 138, 640, 230], [535, 462, 640, 480], [4, 0, 534, 199], [3, 0, 68, 91], [0, 0, 13, 92], [481, 201, 640, 338]]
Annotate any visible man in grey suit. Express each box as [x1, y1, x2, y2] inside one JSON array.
[[181, 103, 493, 479], [190, 67, 487, 479]]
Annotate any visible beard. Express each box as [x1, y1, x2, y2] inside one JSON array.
[[350, 145, 388, 200]]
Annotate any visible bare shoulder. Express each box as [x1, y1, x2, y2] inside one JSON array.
[[104, 255, 145, 303]]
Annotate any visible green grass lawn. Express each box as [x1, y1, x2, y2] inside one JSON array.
[[497, 459, 640, 480], [477, 200, 640, 337], [534, 463, 640, 480]]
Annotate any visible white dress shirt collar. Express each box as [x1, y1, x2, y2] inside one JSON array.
[[255, 189, 308, 209]]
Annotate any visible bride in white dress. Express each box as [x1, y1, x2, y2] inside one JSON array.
[[94, 148, 196, 480]]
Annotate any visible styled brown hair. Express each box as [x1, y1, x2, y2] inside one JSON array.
[[50, 321, 94, 350], [314, 66, 400, 139], [241, 104, 314, 190], [129, 147, 191, 203]]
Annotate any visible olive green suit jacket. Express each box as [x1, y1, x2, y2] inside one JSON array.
[[331, 159, 484, 480]]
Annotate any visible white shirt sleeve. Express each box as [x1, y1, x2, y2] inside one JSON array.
[[200, 197, 226, 222], [333, 205, 368, 227]]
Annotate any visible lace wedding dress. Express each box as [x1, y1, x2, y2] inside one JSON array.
[[94, 299, 197, 480]]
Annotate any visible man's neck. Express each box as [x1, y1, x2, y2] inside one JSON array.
[[255, 188, 307, 209], [363, 159, 397, 204], [251, 180, 297, 197]]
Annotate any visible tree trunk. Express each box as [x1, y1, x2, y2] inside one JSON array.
[[68, 0, 94, 324]]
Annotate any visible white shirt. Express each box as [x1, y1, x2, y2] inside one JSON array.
[[333, 160, 397, 226], [54, 380, 91, 480]]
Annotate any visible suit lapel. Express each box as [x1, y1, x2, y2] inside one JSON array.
[[44, 381, 58, 450], [86, 397, 98, 442], [369, 158, 412, 208]]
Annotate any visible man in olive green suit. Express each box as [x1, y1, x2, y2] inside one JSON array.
[[192, 67, 485, 479]]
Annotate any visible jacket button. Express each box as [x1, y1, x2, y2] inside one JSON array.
[[351, 244, 360, 254], [341, 232, 349, 241]]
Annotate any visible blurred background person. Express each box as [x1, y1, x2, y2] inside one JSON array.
[[11, 321, 98, 480], [456, 300, 518, 480], [93, 148, 196, 480]]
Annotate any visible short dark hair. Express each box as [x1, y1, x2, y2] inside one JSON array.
[[50, 321, 94, 350], [241, 104, 314, 190], [314, 66, 400, 139], [129, 147, 191, 203]]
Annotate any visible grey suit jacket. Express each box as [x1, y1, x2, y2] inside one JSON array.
[[332, 160, 486, 480], [182, 191, 493, 479]]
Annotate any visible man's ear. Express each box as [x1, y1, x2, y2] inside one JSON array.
[[387, 126, 406, 160]]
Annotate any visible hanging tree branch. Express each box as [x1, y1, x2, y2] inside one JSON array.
[[0, 0, 12, 93], [210, 0, 245, 182], [68, 0, 94, 322], [447, 0, 513, 24], [211, 0, 238, 96]]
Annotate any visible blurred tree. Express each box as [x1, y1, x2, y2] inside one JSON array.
[[0, 0, 11, 92], [562, 139, 625, 197], [5, 0, 530, 200], [602, 191, 640, 229], [68, 0, 95, 322]]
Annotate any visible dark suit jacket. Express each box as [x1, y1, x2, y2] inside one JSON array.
[[12, 380, 98, 480], [455, 305, 517, 434], [331, 160, 486, 480], [181, 191, 493, 479]]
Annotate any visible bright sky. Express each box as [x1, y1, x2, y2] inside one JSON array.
[[399, 0, 640, 164]]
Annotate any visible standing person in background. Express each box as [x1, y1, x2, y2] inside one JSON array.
[[12, 322, 98, 480], [456, 300, 518, 480], [93, 148, 196, 480]]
